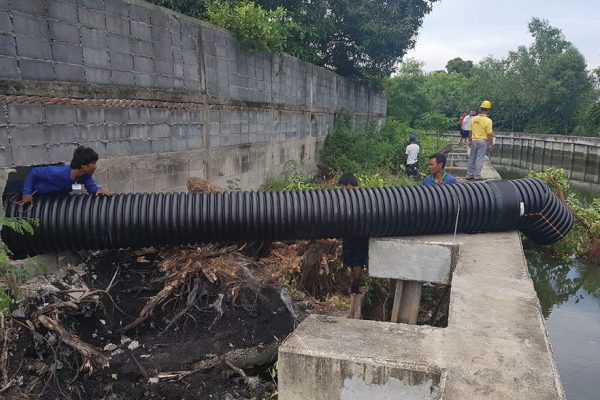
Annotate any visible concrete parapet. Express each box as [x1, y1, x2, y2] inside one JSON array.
[[279, 231, 565, 399]]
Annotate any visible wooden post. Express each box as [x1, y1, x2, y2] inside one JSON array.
[[390, 280, 422, 325], [399, 281, 422, 325], [390, 280, 404, 323]]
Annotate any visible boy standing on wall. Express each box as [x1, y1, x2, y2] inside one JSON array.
[[405, 133, 420, 178], [338, 173, 369, 319]]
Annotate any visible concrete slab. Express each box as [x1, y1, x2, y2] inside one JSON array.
[[279, 232, 565, 399], [369, 238, 456, 284]]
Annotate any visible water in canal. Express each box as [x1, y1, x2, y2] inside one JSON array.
[[498, 167, 600, 400]]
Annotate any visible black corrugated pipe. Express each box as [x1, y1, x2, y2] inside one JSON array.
[[2, 178, 572, 258]]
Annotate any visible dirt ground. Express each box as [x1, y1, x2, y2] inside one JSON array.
[[1, 242, 449, 400]]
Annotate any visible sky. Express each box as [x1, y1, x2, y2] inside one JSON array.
[[404, 0, 600, 72]]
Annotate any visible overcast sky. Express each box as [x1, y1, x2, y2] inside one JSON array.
[[404, 0, 600, 72]]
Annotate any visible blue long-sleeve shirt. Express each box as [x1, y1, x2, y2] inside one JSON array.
[[22, 165, 100, 195]]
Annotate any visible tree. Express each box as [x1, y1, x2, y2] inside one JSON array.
[[445, 57, 474, 77], [384, 59, 430, 125]]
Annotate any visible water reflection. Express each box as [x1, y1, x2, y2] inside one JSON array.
[[525, 249, 600, 318]]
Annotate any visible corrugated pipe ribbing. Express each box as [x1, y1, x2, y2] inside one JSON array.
[[1, 178, 572, 257]]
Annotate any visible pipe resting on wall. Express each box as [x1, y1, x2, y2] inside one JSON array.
[[2, 178, 572, 258]]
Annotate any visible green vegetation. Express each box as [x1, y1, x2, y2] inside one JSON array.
[[148, 0, 438, 86], [206, 1, 298, 54], [262, 113, 448, 191], [385, 18, 600, 136], [0, 217, 38, 314], [526, 168, 600, 262]]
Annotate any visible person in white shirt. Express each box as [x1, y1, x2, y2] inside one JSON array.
[[405, 133, 420, 178], [460, 110, 475, 145]]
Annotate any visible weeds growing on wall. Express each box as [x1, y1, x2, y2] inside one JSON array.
[[527, 168, 600, 262]]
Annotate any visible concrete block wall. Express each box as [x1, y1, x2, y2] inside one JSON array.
[[0, 0, 386, 192]]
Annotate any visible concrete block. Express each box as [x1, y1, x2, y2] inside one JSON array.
[[134, 73, 156, 88], [154, 44, 172, 62], [104, 108, 129, 123], [81, 27, 107, 49], [48, 0, 79, 23], [79, 0, 105, 10], [151, 138, 172, 153], [0, 126, 8, 146], [83, 47, 109, 67], [55, 63, 85, 82], [133, 56, 154, 73], [128, 108, 151, 123], [151, 10, 168, 27], [105, 125, 129, 141], [48, 20, 79, 44], [0, 33, 16, 57], [151, 26, 171, 45], [85, 67, 111, 84], [186, 135, 203, 149], [0, 58, 18, 78], [12, 144, 48, 165], [157, 76, 175, 89], [170, 137, 187, 151], [171, 31, 181, 48], [0, 11, 6, 27], [105, 0, 129, 17], [110, 51, 133, 70], [172, 47, 183, 64], [11, 0, 46, 14], [150, 124, 169, 138], [111, 70, 134, 86], [130, 21, 151, 41], [76, 125, 105, 141], [170, 110, 191, 124], [0, 146, 12, 167], [150, 109, 169, 123], [107, 33, 131, 53], [8, 104, 44, 124], [182, 49, 197, 66], [183, 64, 198, 80], [106, 15, 129, 35], [77, 107, 104, 124], [174, 63, 184, 79], [130, 139, 152, 155], [155, 59, 174, 75], [129, 4, 150, 23], [182, 35, 197, 50], [78, 7, 105, 29], [184, 79, 199, 91], [16, 36, 52, 59], [369, 238, 456, 284], [52, 43, 84, 64], [13, 12, 48, 37], [106, 140, 131, 157], [129, 124, 150, 139], [131, 39, 153, 57], [47, 143, 77, 163], [46, 125, 77, 143]]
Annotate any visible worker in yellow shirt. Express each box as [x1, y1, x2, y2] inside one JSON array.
[[466, 100, 493, 180]]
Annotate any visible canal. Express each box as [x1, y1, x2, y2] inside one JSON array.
[[497, 167, 600, 400]]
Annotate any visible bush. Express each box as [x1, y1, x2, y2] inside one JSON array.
[[321, 114, 447, 177], [206, 1, 297, 54], [527, 168, 600, 261]]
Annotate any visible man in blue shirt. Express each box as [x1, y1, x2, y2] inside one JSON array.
[[16, 146, 112, 205], [423, 153, 457, 186]]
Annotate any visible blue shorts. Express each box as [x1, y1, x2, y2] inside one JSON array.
[[460, 129, 469, 139]]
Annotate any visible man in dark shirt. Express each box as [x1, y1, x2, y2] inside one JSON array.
[[338, 173, 369, 318], [6, 146, 112, 205]]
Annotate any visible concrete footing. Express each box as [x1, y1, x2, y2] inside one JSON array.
[[278, 232, 565, 399]]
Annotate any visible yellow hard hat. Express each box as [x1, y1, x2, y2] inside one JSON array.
[[480, 100, 492, 109]]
